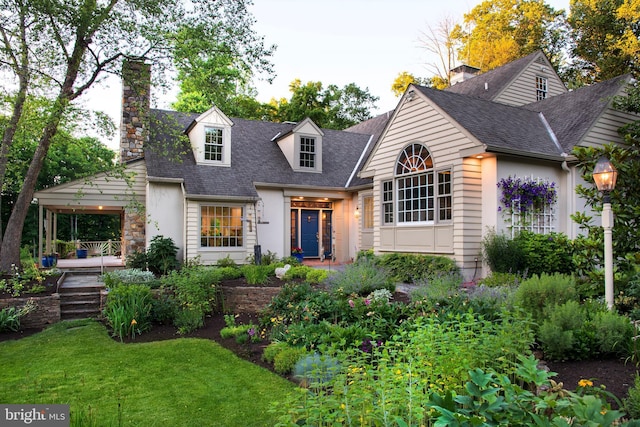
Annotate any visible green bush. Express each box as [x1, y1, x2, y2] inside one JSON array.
[[103, 284, 153, 340], [263, 341, 290, 363], [150, 292, 177, 325], [476, 272, 521, 288], [101, 269, 156, 288], [375, 253, 459, 283], [306, 269, 331, 284], [273, 345, 308, 375], [482, 229, 525, 274], [283, 265, 312, 280], [241, 264, 274, 285], [409, 272, 462, 303], [293, 353, 340, 387], [538, 300, 588, 361], [515, 231, 575, 276], [327, 258, 393, 295], [146, 235, 179, 276], [593, 309, 634, 357], [624, 375, 640, 419], [162, 265, 220, 333], [512, 273, 577, 327], [216, 255, 237, 268]]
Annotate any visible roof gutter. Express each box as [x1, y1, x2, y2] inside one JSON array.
[[147, 176, 185, 184], [185, 194, 259, 202]]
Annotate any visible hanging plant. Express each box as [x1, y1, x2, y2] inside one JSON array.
[[497, 176, 557, 214]]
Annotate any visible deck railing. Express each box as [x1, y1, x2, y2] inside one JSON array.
[[76, 240, 122, 257]]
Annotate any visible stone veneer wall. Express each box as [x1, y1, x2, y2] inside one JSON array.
[[120, 60, 150, 163], [219, 286, 281, 313], [0, 295, 60, 329], [122, 209, 146, 256]]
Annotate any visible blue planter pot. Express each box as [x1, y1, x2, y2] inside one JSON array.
[[293, 253, 304, 263], [76, 249, 88, 259], [41, 255, 56, 268]]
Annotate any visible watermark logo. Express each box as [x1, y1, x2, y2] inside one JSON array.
[[1, 405, 69, 426]]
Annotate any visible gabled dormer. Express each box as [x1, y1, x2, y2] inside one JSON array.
[[185, 106, 234, 167], [274, 118, 324, 173]]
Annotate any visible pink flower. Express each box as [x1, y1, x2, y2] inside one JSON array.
[[348, 299, 355, 308], [364, 299, 371, 306]]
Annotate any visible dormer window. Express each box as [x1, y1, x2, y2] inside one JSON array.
[[300, 136, 316, 168], [186, 106, 233, 167], [205, 127, 224, 162]]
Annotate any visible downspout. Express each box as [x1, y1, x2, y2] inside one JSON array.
[[561, 153, 575, 238], [181, 181, 187, 263]]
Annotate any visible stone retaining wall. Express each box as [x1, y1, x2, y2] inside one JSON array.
[[0, 294, 61, 329], [219, 286, 281, 313]]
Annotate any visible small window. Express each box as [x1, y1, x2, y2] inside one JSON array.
[[438, 170, 452, 221], [200, 205, 244, 248], [204, 127, 224, 162], [363, 196, 374, 229], [536, 76, 547, 101], [382, 180, 393, 224], [299, 137, 316, 168]]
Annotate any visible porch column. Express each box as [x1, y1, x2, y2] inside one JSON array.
[[38, 205, 43, 265], [123, 208, 146, 257]]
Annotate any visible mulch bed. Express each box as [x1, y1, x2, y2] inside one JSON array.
[[0, 273, 61, 299]]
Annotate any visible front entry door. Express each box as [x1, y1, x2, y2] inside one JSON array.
[[300, 210, 319, 257]]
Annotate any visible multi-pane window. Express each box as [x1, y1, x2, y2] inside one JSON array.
[[437, 171, 452, 221], [300, 137, 316, 168], [200, 206, 243, 248], [388, 143, 451, 225], [536, 76, 547, 101], [204, 127, 224, 161], [382, 181, 393, 224], [363, 196, 374, 229]]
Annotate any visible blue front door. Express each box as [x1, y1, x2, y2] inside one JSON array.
[[300, 210, 319, 257]]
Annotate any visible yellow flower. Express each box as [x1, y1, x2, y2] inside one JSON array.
[[578, 379, 593, 388], [131, 319, 137, 326], [395, 369, 403, 376], [340, 403, 346, 410]]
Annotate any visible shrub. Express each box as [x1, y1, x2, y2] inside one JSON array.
[[150, 293, 177, 325], [515, 231, 574, 276], [593, 309, 634, 358], [511, 273, 577, 327], [482, 229, 525, 274], [293, 353, 340, 387], [476, 272, 521, 288], [409, 272, 462, 303], [241, 264, 274, 285], [103, 284, 153, 340], [305, 268, 330, 284], [146, 235, 179, 276], [101, 269, 156, 288], [162, 266, 220, 334], [326, 258, 393, 295], [273, 345, 308, 375], [538, 300, 588, 361], [125, 250, 148, 271], [263, 341, 290, 363], [375, 253, 459, 283], [624, 375, 640, 419], [216, 255, 237, 268], [283, 265, 312, 280]]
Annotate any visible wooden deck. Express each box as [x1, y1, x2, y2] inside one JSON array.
[[56, 256, 124, 270]]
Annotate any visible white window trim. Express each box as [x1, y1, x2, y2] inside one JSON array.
[[294, 133, 322, 173], [199, 204, 245, 250]]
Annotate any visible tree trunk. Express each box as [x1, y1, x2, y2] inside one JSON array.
[[0, 98, 68, 270]]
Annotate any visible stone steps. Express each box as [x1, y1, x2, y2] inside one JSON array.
[[59, 274, 104, 320]]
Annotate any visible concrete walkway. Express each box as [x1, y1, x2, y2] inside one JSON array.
[[59, 272, 104, 289]]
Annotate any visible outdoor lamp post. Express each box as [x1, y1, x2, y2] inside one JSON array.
[[592, 156, 618, 310]]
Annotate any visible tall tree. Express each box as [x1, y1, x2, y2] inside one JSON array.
[[567, 0, 640, 83], [171, 12, 276, 118], [391, 72, 432, 96], [452, 0, 568, 72], [0, 0, 274, 270], [572, 80, 640, 284], [418, 16, 460, 88], [272, 79, 378, 130]]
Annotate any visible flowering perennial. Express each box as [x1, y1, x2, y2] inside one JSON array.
[[497, 176, 557, 214]]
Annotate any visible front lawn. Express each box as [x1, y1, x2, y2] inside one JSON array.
[[0, 319, 296, 426]]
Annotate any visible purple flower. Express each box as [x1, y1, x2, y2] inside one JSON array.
[[248, 327, 256, 337]]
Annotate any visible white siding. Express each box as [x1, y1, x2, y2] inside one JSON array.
[[580, 108, 639, 148], [494, 57, 567, 106], [147, 182, 184, 260], [256, 189, 286, 258]]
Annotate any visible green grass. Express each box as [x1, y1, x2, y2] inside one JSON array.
[[0, 319, 296, 426]]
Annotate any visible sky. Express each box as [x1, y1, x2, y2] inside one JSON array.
[[87, 0, 571, 150]]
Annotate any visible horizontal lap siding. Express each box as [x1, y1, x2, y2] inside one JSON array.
[[365, 96, 481, 260], [494, 61, 567, 106], [454, 159, 483, 267], [581, 108, 639, 148]]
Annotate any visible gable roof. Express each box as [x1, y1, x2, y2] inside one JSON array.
[[146, 110, 374, 199], [522, 74, 632, 152], [444, 51, 550, 101], [414, 85, 564, 159]]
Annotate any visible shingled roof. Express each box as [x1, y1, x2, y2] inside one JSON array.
[[444, 51, 544, 101], [522, 74, 632, 152], [415, 86, 563, 158], [145, 110, 374, 198]]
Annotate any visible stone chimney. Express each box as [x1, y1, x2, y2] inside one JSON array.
[[120, 59, 151, 163], [449, 64, 481, 85]]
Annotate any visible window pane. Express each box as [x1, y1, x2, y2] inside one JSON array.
[[200, 205, 244, 247], [300, 137, 316, 168], [204, 128, 223, 161], [363, 196, 374, 229]]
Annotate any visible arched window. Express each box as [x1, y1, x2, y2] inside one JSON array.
[[382, 143, 451, 224]]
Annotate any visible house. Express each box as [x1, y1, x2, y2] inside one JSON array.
[[34, 51, 638, 279]]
